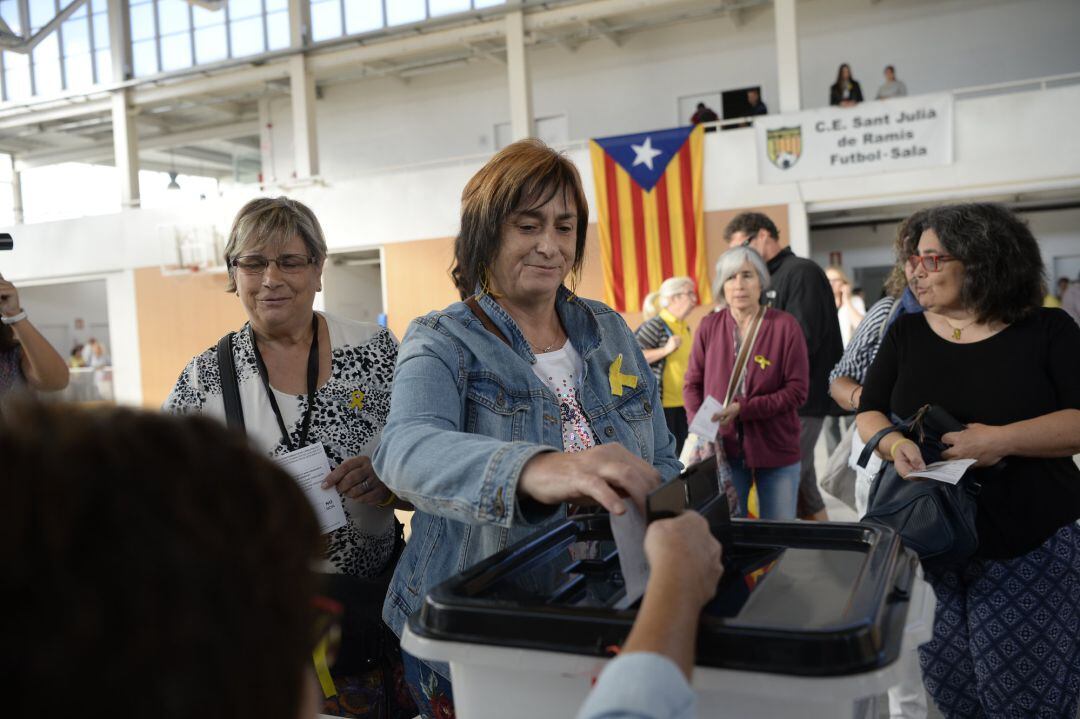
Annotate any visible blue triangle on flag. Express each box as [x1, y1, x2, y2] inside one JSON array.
[[593, 126, 695, 192]]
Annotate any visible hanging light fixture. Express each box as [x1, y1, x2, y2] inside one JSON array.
[[167, 171, 181, 190]]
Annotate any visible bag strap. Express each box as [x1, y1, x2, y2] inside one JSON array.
[[465, 296, 511, 348], [724, 307, 765, 406], [856, 424, 900, 468], [877, 297, 904, 342], [216, 332, 246, 433]]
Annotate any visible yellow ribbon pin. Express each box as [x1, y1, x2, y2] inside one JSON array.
[[754, 354, 771, 370], [349, 389, 365, 411], [608, 354, 639, 396]]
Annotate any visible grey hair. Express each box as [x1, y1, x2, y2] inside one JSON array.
[[712, 246, 771, 305], [223, 196, 328, 293]]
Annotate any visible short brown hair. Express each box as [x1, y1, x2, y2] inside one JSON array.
[[450, 139, 589, 299], [224, 196, 328, 292], [1, 401, 321, 719], [723, 212, 779, 243]]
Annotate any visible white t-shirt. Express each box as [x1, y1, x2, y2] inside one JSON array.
[[532, 341, 598, 453]]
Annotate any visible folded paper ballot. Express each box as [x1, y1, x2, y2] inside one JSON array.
[[687, 395, 725, 441], [274, 443, 348, 534], [906, 458, 977, 484]]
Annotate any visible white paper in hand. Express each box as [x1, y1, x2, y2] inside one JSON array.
[[611, 503, 650, 610], [274, 443, 348, 534], [688, 395, 725, 441], [906, 458, 977, 485]]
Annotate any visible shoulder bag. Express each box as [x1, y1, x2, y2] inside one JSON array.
[[858, 404, 981, 570]]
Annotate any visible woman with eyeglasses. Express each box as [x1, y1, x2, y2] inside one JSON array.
[[165, 197, 415, 719], [635, 276, 699, 456], [856, 203, 1080, 719]]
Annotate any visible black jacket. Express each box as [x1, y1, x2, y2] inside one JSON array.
[[763, 247, 844, 417], [830, 80, 864, 106]]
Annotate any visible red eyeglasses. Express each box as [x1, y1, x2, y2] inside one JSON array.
[[907, 254, 957, 273]]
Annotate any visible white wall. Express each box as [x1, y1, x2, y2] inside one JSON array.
[[17, 279, 110, 356], [322, 260, 383, 324], [262, 0, 1080, 178]]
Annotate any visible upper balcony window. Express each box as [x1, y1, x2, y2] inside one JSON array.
[[313, 0, 504, 42]]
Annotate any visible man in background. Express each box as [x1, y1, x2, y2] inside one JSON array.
[[691, 102, 719, 124], [747, 88, 768, 116], [876, 65, 908, 100], [725, 212, 843, 521]]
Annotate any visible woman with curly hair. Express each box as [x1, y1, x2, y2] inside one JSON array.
[[857, 203, 1080, 718]]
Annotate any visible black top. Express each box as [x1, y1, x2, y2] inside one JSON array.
[[861, 309, 1080, 559], [764, 247, 844, 417], [830, 80, 864, 106]]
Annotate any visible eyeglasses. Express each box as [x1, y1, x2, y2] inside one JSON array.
[[907, 254, 957, 273], [231, 254, 316, 275]]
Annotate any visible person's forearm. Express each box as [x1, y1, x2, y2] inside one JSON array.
[[997, 409, 1080, 458], [622, 570, 702, 679], [856, 410, 905, 461], [830, 376, 861, 412], [12, 319, 69, 390], [642, 347, 669, 365]]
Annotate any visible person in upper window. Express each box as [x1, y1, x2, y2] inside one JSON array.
[[373, 139, 679, 719], [684, 247, 809, 520], [636, 276, 698, 456], [830, 63, 864, 107], [746, 88, 768, 116], [875, 65, 908, 100], [857, 203, 1080, 719], [690, 102, 719, 124]]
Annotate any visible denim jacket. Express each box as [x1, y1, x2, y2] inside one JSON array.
[[374, 288, 680, 668]]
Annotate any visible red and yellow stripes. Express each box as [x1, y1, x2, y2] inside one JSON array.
[[589, 125, 711, 312]]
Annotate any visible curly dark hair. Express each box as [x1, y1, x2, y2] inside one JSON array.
[[921, 203, 1044, 324], [0, 401, 321, 719], [450, 139, 589, 300], [722, 211, 780, 243], [883, 208, 931, 297]]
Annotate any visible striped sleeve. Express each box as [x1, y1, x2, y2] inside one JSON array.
[[634, 317, 669, 351], [828, 296, 896, 387]]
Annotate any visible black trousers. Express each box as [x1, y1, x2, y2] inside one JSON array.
[[664, 406, 689, 459]]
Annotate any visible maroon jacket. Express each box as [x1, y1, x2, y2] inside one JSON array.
[[684, 307, 809, 468]]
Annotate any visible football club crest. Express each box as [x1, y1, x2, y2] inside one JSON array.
[[766, 126, 802, 169]]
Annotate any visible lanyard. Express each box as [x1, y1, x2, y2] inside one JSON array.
[[249, 313, 320, 452]]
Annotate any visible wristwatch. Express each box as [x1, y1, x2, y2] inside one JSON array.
[[1, 308, 27, 325]]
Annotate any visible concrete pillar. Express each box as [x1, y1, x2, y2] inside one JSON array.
[[288, 0, 319, 180], [505, 6, 534, 141], [11, 167, 23, 224], [258, 97, 276, 187], [774, 0, 802, 114], [787, 201, 810, 258], [108, 0, 139, 208]]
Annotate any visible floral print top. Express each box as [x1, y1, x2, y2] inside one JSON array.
[[531, 341, 597, 453]]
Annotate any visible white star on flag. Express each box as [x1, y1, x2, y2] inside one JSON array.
[[631, 136, 663, 171]]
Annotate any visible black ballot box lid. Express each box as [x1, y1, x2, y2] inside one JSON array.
[[408, 512, 919, 677]]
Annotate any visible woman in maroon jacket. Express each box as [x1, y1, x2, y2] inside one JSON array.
[[684, 246, 809, 518]]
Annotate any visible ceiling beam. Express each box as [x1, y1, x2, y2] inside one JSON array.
[[14, 119, 259, 169]]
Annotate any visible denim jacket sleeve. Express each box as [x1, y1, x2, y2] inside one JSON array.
[[373, 316, 555, 528], [575, 653, 696, 719]]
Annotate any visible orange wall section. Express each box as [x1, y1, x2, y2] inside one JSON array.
[[380, 205, 790, 338], [134, 267, 249, 409]]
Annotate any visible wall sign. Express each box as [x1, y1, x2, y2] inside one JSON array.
[[755, 94, 953, 184]]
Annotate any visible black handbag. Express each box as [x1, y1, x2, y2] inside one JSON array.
[[858, 404, 981, 570]]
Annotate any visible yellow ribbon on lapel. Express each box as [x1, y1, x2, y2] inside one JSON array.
[[349, 389, 365, 411], [753, 354, 771, 370], [608, 354, 639, 396]]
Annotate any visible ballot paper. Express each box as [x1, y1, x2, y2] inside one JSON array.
[[274, 443, 348, 534], [906, 458, 977, 485], [611, 503, 650, 610], [687, 395, 725, 442]]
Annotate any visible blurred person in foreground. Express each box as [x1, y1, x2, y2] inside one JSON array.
[[0, 272, 69, 403], [374, 139, 678, 718], [636, 276, 699, 456], [1, 400, 323, 719], [164, 196, 414, 718], [857, 203, 1080, 718], [577, 511, 723, 719], [684, 246, 808, 519]]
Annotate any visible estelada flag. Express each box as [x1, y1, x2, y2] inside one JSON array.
[[589, 125, 711, 312]]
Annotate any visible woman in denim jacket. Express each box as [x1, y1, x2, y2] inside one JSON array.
[[373, 140, 681, 717]]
